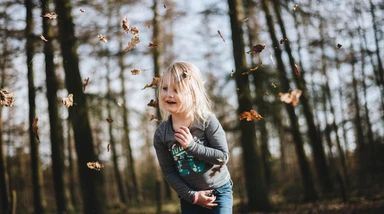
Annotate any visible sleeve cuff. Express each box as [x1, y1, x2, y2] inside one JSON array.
[[192, 192, 198, 204]]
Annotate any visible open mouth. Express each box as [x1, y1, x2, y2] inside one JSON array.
[[166, 101, 177, 104]]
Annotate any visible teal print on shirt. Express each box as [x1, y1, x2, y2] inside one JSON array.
[[171, 144, 205, 176]]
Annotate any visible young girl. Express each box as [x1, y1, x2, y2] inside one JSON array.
[[153, 62, 233, 214]]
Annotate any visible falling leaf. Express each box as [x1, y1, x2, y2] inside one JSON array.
[[62, 94, 73, 108], [217, 30, 225, 43], [271, 82, 277, 88], [106, 118, 113, 123], [209, 165, 223, 177], [147, 99, 158, 108], [0, 89, 15, 107], [42, 13, 58, 19], [280, 38, 287, 44], [87, 161, 103, 171], [98, 34, 107, 43], [148, 43, 158, 48], [40, 35, 48, 42], [118, 102, 124, 107], [243, 18, 249, 22], [148, 114, 159, 122], [124, 36, 140, 52], [142, 77, 160, 90], [107, 144, 110, 152], [82, 78, 89, 91], [79, 8, 85, 13], [247, 44, 266, 54], [294, 64, 300, 76], [164, 4, 166, 8], [279, 89, 302, 106], [130, 27, 139, 36], [238, 110, 263, 121], [242, 54, 262, 75], [131, 69, 142, 75], [122, 16, 130, 33], [293, 3, 298, 11], [337, 43, 342, 49], [32, 117, 40, 141], [230, 69, 235, 77], [264, 90, 269, 95]]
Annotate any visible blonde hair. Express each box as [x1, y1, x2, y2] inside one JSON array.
[[157, 62, 212, 124]]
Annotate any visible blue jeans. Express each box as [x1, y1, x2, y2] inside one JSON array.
[[180, 180, 233, 214]]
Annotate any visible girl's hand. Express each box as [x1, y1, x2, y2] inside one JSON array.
[[195, 190, 218, 209], [174, 126, 193, 149]]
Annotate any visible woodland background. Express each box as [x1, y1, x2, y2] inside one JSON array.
[[0, 0, 384, 213]]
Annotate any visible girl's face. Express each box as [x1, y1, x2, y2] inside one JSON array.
[[159, 76, 184, 114]]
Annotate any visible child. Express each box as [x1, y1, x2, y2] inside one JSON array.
[[153, 62, 233, 214]]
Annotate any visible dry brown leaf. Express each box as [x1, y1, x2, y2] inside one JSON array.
[[271, 82, 277, 88], [148, 43, 158, 48], [124, 36, 140, 52], [230, 69, 235, 77], [209, 165, 223, 177], [242, 54, 262, 75], [82, 78, 89, 91], [87, 161, 103, 171], [337, 43, 342, 49], [122, 16, 130, 33], [32, 117, 39, 141], [238, 110, 263, 121], [130, 27, 139, 36], [147, 99, 158, 108], [62, 94, 73, 108], [293, 3, 298, 11], [0, 89, 15, 107], [42, 13, 58, 19], [106, 118, 113, 123], [117, 102, 124, 107], [280, 38, 287, 44], [79, 8, 85, 13], [142, 77, 160, 90], [279, 89, 302, 106], [247, 44, 266, 54], [131, 69, 142, 75], [107, 143, 110, 152], [148, 114, 159, 122], [217, 30, 225, 43], [98, 34, 107, 43], [40, 35, 48, 42], [164, 4, 166, 9], [294, 64, 300, 76]]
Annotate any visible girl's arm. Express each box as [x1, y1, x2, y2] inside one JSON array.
[[183, 114, 229, 165]]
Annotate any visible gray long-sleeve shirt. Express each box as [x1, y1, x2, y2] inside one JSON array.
[[153, 113, 231, 203]]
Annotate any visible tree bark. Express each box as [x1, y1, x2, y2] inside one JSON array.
[[41, 0, 73, 212], [54, 0, 106, 213], [25, 0, 46, 212], [261, 0, 318, 201], [227, 0, 271, 211], [273, 0, 333, 194], [118, 23, 139, 203]]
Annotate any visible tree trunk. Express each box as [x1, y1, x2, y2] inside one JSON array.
[[66, 119, 80, 210], [0, 105, 11, 214], [41, 0, 73, 213], [227, 0, 271, 211], [54, 0, 106, 213], [368, 0, 384, 122], [273, 0, 333, 195], [118, 24, 139, 203], [261, 0, 318, 201], [25, 0, 46, 213], [106, 59, 126, 204]]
